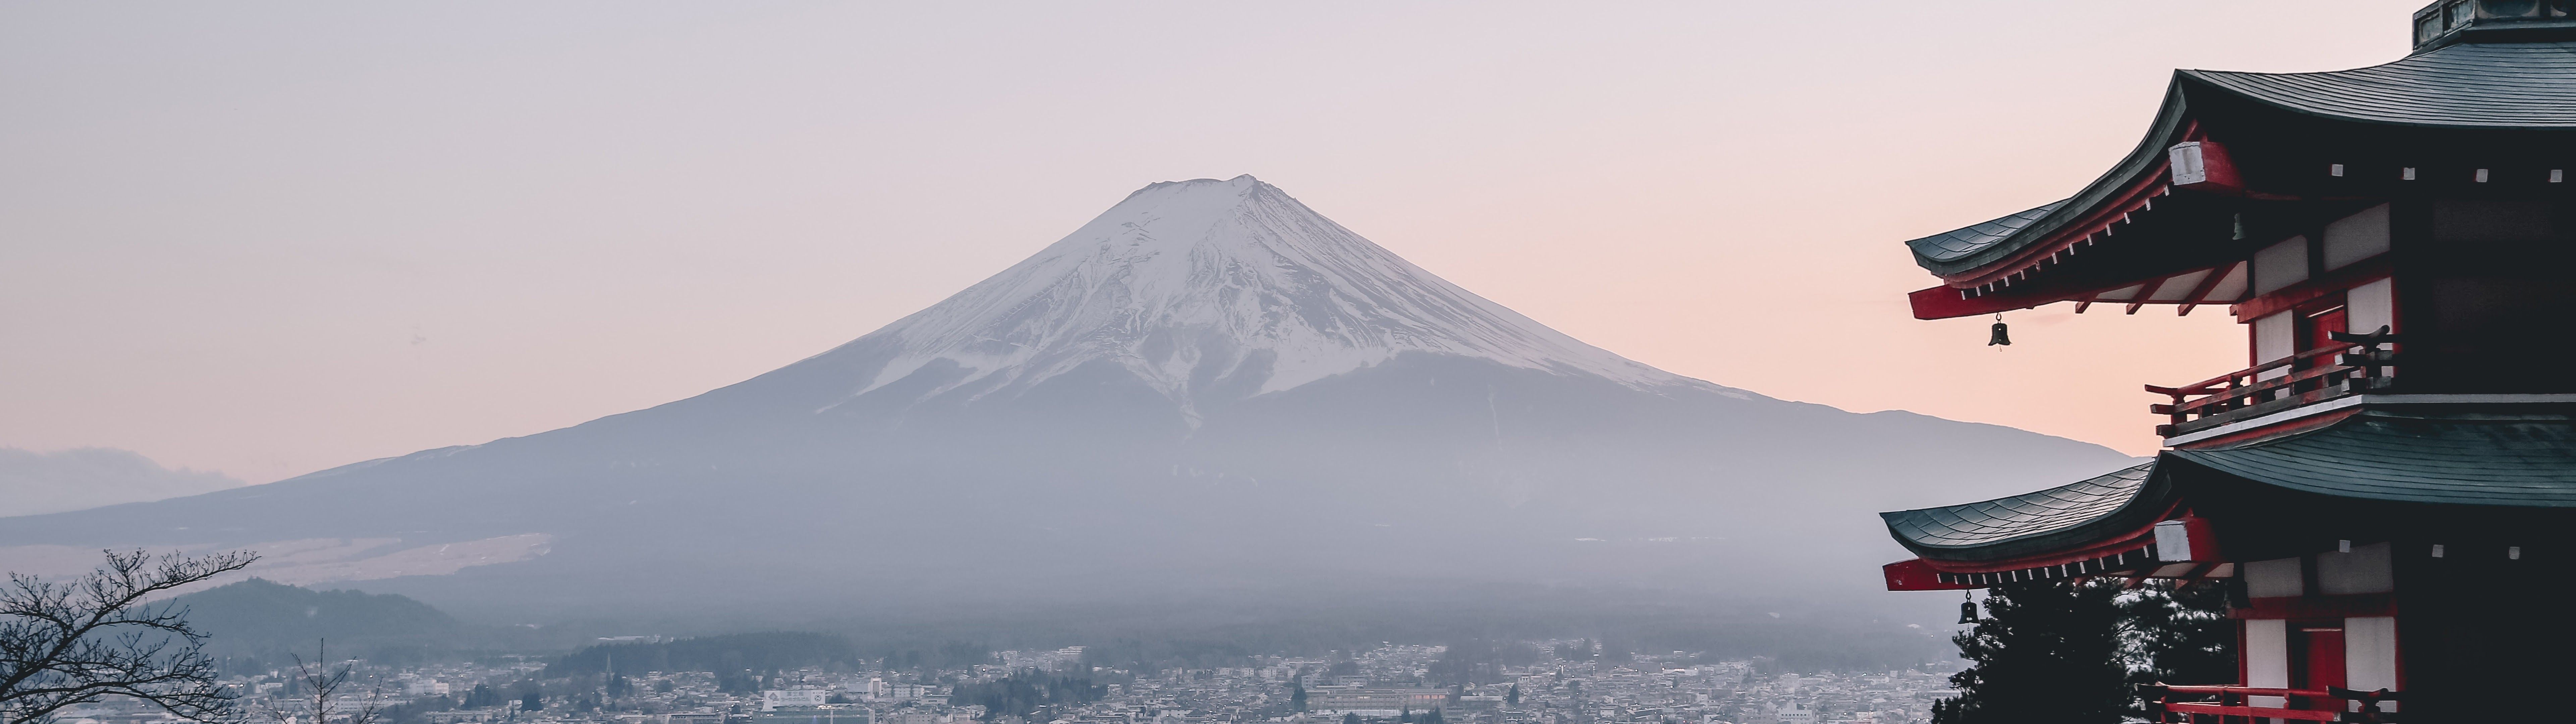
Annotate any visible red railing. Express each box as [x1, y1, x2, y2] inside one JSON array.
[[2146, 329, 2397, 437], [2144, 684, 2398, 723]]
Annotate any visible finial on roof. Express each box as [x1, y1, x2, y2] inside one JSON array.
[[2412, 0, 2576, 53]]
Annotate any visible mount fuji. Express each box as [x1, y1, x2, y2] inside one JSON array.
[[842, 175, 1710, 416], [0, 176, 2131, 617]]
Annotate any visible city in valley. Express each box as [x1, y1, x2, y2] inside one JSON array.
[[63, 642, 1957, 724]]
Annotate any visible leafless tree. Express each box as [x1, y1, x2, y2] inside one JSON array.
[[268, 640, 378, 724], [0, 549, 259, 724]]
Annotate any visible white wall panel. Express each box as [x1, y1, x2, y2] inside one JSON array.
[[2245, 556, 2304, 598], [2245, 619, 2288, 710], [2347, 277, 2394, 336], [2254, 312, 2295, 381], [2323, 203, 2392, 270], [2254, 236, 2310, 295], [2346, 617, 2400, 701]]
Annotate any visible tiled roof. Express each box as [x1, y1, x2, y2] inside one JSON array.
[[2168, 411, 2576, 507], [2184, 42, 2576, 129], [1903, 41, 2576, 277], [1879, 462, 2159, 561], [1902, 201, 2065, 264], [1881, 411, 2576, 563]]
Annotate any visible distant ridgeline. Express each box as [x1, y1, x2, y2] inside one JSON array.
[[171, 579, 470, 665], [545, 632, 913, 678]]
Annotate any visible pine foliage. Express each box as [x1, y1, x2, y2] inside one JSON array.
[[949, 669, 1101, 717], [2120, 581, 2235, 687], [1935, 582, 2127, 724]]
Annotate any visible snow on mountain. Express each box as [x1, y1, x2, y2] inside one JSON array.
[[815, 175, 1740, 417]]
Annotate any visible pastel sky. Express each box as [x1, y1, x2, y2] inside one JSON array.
[[2, 1, 2427, 483]]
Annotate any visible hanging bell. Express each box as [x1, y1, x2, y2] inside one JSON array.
[[1987, 318, 2012, 347], [1956, 591, 1979, 624]]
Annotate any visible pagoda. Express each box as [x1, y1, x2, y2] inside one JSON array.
[[1874, 1, 2576, 721]]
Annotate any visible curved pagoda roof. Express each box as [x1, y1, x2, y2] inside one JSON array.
[[1904, 36, 2576, 291], [2184, 42, 2576, 129], [2166, 410, 2576, 507], [1904, 201, 2065, 266], [1882, 411, 2576, 565], [1880, 462, 2164, 563]]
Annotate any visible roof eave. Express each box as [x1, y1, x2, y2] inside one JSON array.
[[1879, 463, 2176, 563], [1910, 74, 2198, 279], [2175, 67, 2576, 132]]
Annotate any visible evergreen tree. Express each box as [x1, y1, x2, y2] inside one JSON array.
[[2120, 581, 2235, 713], [1939, 581, 2126, 724], [950, 668, 1105, 717], [520, 688, 545, 714], [1290, 681, 1306, 712], [1506, 684, 1520, 706], [718, 670, 759, 695], [1342, 714, 1361, 724]]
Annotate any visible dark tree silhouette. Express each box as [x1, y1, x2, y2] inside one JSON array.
[[0, 549, 258, 724], [461, 684, 501, 709], [2121, 580, 2235, 713], [949, 669, 1099, 718], [1934, 581, 2126, 724]]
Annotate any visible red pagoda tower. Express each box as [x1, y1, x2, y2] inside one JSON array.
[[1875, 2, 2576, 721]]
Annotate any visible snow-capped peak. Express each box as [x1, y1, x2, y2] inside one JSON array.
[[830, 175, 1720, 410]]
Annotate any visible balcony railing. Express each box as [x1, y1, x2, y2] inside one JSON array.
[[2147, 330, 2397, 437], [2143, 684, 2398, 723]]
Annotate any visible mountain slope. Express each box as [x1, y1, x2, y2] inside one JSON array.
[[0, 176, 2134, 616], [0, 447, 243, 517], [166, 578, 462, 659]]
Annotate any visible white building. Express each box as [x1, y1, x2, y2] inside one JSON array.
[[763, 689, 831, 711]]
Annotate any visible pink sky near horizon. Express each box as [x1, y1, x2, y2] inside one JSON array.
[[1, 1, 2428, 484]]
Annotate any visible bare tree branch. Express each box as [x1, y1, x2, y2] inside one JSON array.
[[260, 641, 377, 724], [1, 549, 258, 724]]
